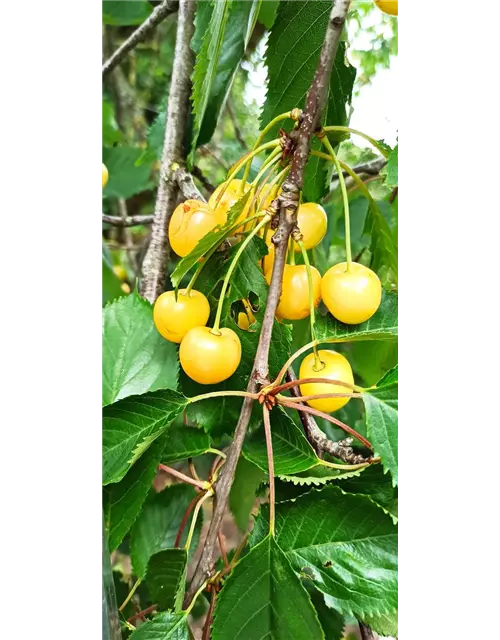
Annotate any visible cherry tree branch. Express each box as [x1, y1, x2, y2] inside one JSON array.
[[102, 0, 179, 77], [331, 156, 387, 181], [173, 166, 207, 202], [139, 0, 196, 303], [184, 0, 352, 606], [103, 214, 154, 227]]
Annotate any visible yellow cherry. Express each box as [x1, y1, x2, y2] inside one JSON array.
[[208, 179, 253, 231], [299, 350, 354, 413], [294, 202, 328, 251], [153, 289, 210, 344], [121, 282, 131, 294], [169, 199, 224, 258], [179, 326, 242, 384], [270, 264, 321, 321], [113, 265, 127, 281], [374, 0, 397, 16], [321, 262, 382, 325], [237, 300, 256, 330], [102, 163, 109, 188]]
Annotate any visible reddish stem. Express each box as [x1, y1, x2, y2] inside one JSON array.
[[285, 392, 362, 402], [278, 398, 372, 449], [269, 377, 357, 396], [208, 455, 222, 481], [127, 603, 158, 624], [158, 463, 207, 490], [202, 588, 217, 640], [174, 494, 201, 548], [218, 531, 229, 569]]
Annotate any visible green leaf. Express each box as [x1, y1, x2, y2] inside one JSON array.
[[102, 389, 188, 485], [262, 0, 356, 202], [337, 464, 397, 523], [161, 426, 210, 464], [243, 407, 318, 475], [363, 370, 398, 486], [104, 436, 166, 551], [102, 146, 152, 199], [258, 0, 278, 28], [212, 534, 325, 639], [278, 464, 366, 488], [349, 340, 398, 387], [102, 257, 125, 307], [361, 610, 398, 637], [309, 589, 345, 640], [145, 549, 187, 611], [195, 1, 259, 149], [316, 292, 398, 343], [229, 457, 266, 532], [102, 1, 152, 26], [252, 486, 398, 618], [188, 0, 231, 163], [102, 291, 179, 406], [182, 237, 291, 436], [377, 364, 398, 387], [102, 99, 122, 146], [364, 199, 398, 279], [129, 612, 189, 640], [384, 144, 398, 187], [170, 191, 252, 288], [130, 484, 202, 579]]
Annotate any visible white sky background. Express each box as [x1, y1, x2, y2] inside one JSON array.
[[244, 9, 398, 148]]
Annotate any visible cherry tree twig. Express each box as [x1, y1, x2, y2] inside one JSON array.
[[102, 0, 179, 77], [184, 0, 352, 606], [140, 0, 196, 303], [103, 214, 154, 227]]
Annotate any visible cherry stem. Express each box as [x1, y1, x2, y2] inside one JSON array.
[[218, 531, 229, 569], [185, 489, 214, 552], [298, 240, 320, 367], [188, 390, 258, 404], [320, 136, 352, 270], [277, 397, 372, 449], [282, 392, 362, 402], [188, 458, 200, 482], [241, 111, 295, 189], [339, 160, 394, 281], [322, 125, 390, 158], [157, 463, 210, 491], [119, 578, 141, 612], [127, 603, 158, 624], [272, 339, 321, 386], [270, 376, 358, 396], [262, 404, 276, 536], [183, 579, 210, 617], [212, 215, 271, 333], [174, 494, 201, 548], [215, 139, 281, 209]]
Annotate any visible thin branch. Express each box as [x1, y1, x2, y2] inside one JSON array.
[[139, 0, 197, 303], [102, 0, 179, 77], [285, 367, 370, 464], [226, 100, 248, 150], [331, 156, 387, 181], [278, 397, 372, 449], [103, 214, 154, 227], [184, 0, 352, 607], [192, 165, 216, 194], [127, 604, 158, 624], [173, 166, 207, 202]]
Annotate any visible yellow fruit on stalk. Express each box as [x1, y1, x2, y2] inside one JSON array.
[[374, 0, 397, 16], [102, 163, 109, 188]]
